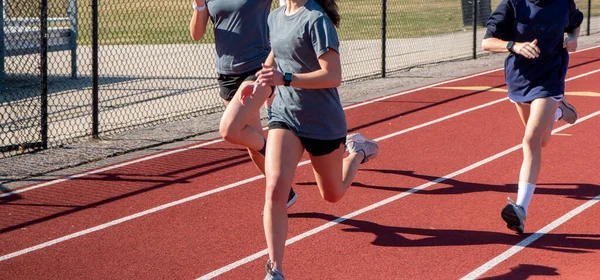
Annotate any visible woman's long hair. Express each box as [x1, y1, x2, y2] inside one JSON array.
[[314, 0, 340, 27]]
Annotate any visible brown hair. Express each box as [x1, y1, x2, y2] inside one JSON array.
[[314, 0, 340, 27]]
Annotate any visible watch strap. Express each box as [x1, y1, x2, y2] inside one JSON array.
[[284, 72, 292, 87], [507, 41, 515, 53], [193, 2, 206, 11]]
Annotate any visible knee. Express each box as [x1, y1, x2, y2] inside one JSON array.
[[219, 121, 239, 143], [322, 189, 344, 203], [522, 133, 542, 149], [265, 183, 289, 207]]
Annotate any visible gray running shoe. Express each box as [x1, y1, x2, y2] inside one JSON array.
[[346, 133, 379, 164], [501, 197, 527, 234], [265, 260, 285, 280], [559, 99, 577, 124]]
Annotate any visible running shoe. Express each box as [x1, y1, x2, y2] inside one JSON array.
[[501, 197, 527, 234], [265, 260, 285, 280], [346, 133, 379, 164], [287, 188, 298, 209], [559, 99, 577, 124]]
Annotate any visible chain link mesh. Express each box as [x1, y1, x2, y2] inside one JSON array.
[[1, 0, 598, 158]]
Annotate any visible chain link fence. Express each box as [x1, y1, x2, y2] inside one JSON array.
[[1, 0, 599, 158]]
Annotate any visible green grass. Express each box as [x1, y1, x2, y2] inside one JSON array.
[[6, 0, 600, 45]]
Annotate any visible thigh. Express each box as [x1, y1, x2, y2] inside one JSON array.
[[265, 129, 305, 191], [515, 102, 531, 127], [309, 144, 346, 196], [221, 80, 269, 129], [526, 97, 560, 137]]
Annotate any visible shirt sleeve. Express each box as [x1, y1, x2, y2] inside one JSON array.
[[310, 16, 340, 58], [565, 0, 584, 33], [484, 0, 515, 40]]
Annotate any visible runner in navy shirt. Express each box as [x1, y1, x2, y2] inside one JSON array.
[[482, 0, 583, 234]]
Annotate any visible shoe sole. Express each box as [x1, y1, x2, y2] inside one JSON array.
[[501, 204, 524, 234], [561, 101, 578, 124]]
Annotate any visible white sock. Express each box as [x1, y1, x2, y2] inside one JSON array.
[[555, 107, 563, 121], [516, 182, 536, 214]]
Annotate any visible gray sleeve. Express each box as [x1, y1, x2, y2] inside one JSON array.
[[310, 16, 340, 58]]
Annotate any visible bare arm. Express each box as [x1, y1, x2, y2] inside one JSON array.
[[189, 0, 210, 41], [482, 38, 540, 59], [264, 51, 277, 68], [257, 48, 342, 89]]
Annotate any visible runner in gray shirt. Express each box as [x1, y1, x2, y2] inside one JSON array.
[[189, 0, 298, 207], [239, 1, 379, 278]]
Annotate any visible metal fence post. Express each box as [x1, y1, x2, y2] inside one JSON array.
[[41, 0, 49, 149], [381, 0, 387, 78], [92, 0, 99, 138], [472, 0, 478, 59], [587, 0, 591, 36]]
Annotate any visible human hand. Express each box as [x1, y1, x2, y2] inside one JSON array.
[[256, 64, 284, 87], [564, 36, 578, 52], [513, 39, 540, 59], [195, 0, 206, 6], [239, 83, 256, 106]]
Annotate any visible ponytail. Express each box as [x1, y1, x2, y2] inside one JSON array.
[[314, 0, 340, 27]]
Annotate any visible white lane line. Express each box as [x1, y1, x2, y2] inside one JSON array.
[[0, 96, 510, 262], [198, 109, 600, 280], [5, 44, 600, 198], [461, 195, 600, 280], [2, 67, 504, 198], [3, 66, 599, 263]]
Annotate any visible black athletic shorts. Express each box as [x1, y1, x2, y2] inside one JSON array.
[[217, 68, 274, 101], [268, 121, 346, 156]]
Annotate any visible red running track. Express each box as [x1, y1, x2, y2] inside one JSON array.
[[1, 46, 600, 279]]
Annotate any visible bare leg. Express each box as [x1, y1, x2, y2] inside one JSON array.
[[517, 98, 559, 184], [263, 129, 304, 273], [220, 82, 272, 173], [310, 145, 365, 202]]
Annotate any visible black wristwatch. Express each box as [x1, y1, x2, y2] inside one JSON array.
[[506, 41, 515, 53], [283, 72, 293, 87]]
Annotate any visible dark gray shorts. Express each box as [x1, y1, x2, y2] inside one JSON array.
[[217, 68, 274, 101]]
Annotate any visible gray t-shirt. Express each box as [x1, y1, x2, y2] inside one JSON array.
[[206, 0, 271, 75], [268, 1, 347, 140]]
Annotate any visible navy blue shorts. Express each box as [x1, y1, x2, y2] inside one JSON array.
[[268, 121, 346, 156]]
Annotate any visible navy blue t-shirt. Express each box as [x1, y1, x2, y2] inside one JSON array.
[[484, 0, 583, 103]]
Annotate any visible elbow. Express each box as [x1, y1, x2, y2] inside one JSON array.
[[330, 72, 342, 88], [190, 31, 203, 41], [332, 80, 342, 88], [481, 40, 491, 52]]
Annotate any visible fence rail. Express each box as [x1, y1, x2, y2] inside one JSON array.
[[1, 0, 599, 158]]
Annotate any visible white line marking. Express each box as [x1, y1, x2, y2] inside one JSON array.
[[2, 66, 599, 263], [3, 67, 506, 198], [0, 69, 498, 198], [198, 109, 600, 280], [5, 45, 600, 197], [461, 195, 600, 280], [0, 96, 510, 263]]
